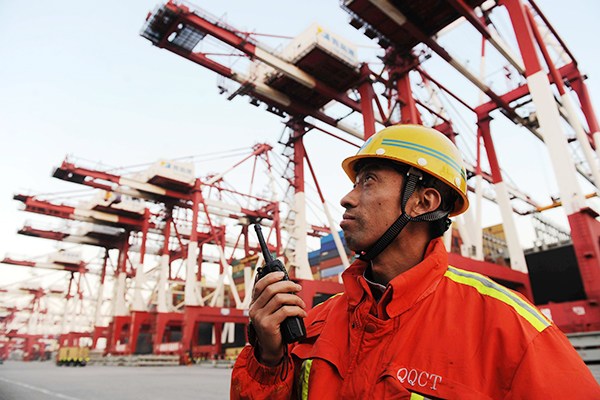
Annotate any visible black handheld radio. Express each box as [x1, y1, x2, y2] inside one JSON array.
[[254, 223, 306, 343]]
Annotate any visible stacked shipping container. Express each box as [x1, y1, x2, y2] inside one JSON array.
[[310, 231, 353, 282]]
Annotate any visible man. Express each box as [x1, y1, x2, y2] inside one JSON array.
[[231, 125, 600, 399]]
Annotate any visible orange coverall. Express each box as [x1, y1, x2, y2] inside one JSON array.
[[231, 238, 600, 399]]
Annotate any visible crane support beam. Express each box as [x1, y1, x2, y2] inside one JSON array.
[[446, 0, 525, 74], [53, 160, 278, 221], [144, 1, 363, 114], [13, 195, 154, 230], [1, 258, 90, 274]]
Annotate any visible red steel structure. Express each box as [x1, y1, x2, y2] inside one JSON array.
[[4, 145, 341, 362], [0, 287, 63, 361], [7, 195, 143, 354], [51, 149, 283, 359], [4, 0, 598, 363], [141, 0, 600, 334]]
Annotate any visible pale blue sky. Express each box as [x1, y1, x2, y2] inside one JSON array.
[[1, 0, 599, 288]]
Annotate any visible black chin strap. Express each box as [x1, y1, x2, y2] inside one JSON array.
[[358, 168, 449, 262]]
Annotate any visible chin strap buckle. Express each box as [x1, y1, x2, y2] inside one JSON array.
[[406, 166, 423, 181]]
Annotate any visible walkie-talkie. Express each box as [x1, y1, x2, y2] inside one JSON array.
[[254, 223, 306, 343]]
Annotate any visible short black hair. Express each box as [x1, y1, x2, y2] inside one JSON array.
[[353, 158, 409, 177]]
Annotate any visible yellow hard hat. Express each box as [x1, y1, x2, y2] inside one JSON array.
[[342, 124, 469, 216]]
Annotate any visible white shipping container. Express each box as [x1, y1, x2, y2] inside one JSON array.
[[48, 250, 82, 265], [76, 222, 123, 237], [82, 191, 145, 215], [281, 22, 359, 68], [143, 159, 196, 186]]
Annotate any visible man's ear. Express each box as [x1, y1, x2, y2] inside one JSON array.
[[406, 187, 442, 217]]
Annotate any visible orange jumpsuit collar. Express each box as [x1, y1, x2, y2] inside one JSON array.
[[342, 237, 448, 319]]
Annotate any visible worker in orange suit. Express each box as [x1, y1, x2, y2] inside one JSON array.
[[231, 125, 600, 399]]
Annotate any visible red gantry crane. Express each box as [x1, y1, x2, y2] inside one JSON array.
[[0, 285, 66, 361], [50, 150, 281, 359], [140, 0, 600, 340], [7, 143, 342, 362]]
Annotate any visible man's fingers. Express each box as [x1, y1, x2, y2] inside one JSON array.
[[252, 271, 285, 299], [254, 304, 307, 335], [260, 292, 306, 316], [252, 276, 302, 310], [270, 305, 308, 322], [251, 303, 308, 338], [250, 280, 303, 314]]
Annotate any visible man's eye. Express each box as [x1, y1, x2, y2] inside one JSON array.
[[355, 173, 375, 187]]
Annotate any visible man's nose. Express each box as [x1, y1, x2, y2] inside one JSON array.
[[340, 188, 357, 209]]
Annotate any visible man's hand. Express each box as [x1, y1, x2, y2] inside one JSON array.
[[248, 271, 307, 366]]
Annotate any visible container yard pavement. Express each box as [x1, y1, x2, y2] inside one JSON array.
[[1, 361, 600, 398], [0, 361, 231, 400]]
